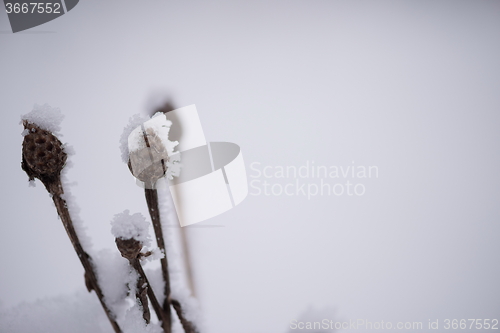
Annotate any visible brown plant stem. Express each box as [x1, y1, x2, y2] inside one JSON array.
[[132, 259, 166, 329], [132, 260, 151, 324], [49, 179, 122, 333], [139, 106, 198, 333], [155, 101, 197, 299], [115, 237, 154, 326], [145, 188, 172, 333], [144, 189, 199, 333], [171, 299, 198, 333]]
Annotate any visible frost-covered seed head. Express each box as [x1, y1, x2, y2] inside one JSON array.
[[128, 128, 170, 187], [123, 113, 180, 188], [21, 121, 67, 186], [115, 237, 143, 260], [112, 210, 151, 259]]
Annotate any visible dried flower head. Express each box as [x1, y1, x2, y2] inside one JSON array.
[[21, 121, 67, 191], [128, 128, 170, 187], [115, 237, 143, 260], [126, 113, 179, 188]]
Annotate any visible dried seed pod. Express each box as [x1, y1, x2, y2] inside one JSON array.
[[128, 128, 170, 188], [115, 237, 143, 260], [21, 120, 67, 190]]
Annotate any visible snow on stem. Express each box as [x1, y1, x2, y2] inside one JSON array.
[[112, 210, 167, 330], [145, 188, 173, 332]]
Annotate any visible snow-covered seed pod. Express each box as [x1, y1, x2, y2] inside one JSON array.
[[115, 235, 152, 324], [115, 237, 143, 260], [21, 121, 67, 187], [111, 210, 158, 325], [128, 128, 170, 188], [111, 210, 151, 260]]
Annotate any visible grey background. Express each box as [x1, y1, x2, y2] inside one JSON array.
[[1, 1, 499, 332]]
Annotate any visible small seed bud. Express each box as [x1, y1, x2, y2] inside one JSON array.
[[115, 237, 143, 260]]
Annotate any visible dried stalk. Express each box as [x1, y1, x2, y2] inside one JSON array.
[[133, 259, 165, 326], [21, 122, 121, 333], [155, 102, 197, 299], [171, 299, 198, 333], [52, 186, 122, 333], [145, 188, 172, 332], [133, 122, 174, 332], [127, 110, 198, 333], [115, 237, 167, 328], [115, 237, 151, 323], [145, 189, 198, 333]]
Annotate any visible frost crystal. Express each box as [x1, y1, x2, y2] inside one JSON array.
[[120, 114, 149, 164], [165, 153, 181, 180], [141, 247, 165, 263], [60, 145, 93, 251], [111, 210, 151, 246], [21, 103, 64, 135]]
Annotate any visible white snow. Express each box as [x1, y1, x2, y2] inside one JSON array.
[[111, 210, 151, 246], [0, 291, 114, 333], [127, 125, 148, 155], [0, 286, 163, 333], [92, 250, 165, 333], [120, 114, 149, 164], [93, 250, 165, 333], [20, 103, 65, 135], [141, 247, 165, 263], [121, 305, 163, 333], [143, 268, 184, 333], [60, 144, 93, 252], [92, 249, 131, 317]]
